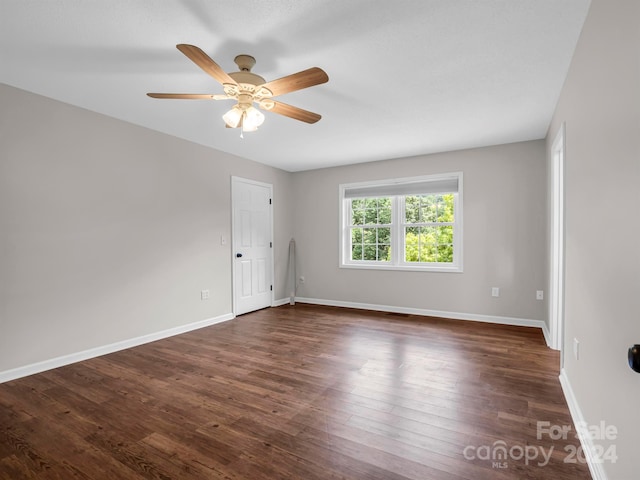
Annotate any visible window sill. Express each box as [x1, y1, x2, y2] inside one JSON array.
[[340, 263, 463, 273]]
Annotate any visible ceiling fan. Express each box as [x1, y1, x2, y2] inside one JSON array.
[[147, 44, 329, 133]]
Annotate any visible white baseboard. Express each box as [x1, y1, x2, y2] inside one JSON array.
[[294, 296, 548, 336], [272, 297, 293, 307], [559, 369, 607, 480], [0, 313, 235, 384], [541, 322, 552, 347]]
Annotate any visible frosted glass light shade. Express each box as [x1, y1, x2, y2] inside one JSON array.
[[222, 106, 243, 128], [243, 106, 265, 131]]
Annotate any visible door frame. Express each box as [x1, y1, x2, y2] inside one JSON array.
[[549, 123, 566, 356], [231, 176, 275, 316]]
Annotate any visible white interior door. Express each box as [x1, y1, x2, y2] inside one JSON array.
[[232, 177, 273, 315]]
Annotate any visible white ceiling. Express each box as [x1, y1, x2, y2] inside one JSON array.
[[0, 0, 590, 172]]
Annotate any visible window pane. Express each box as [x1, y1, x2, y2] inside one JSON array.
[[437, 194, 455, 222], [437, 244, 454, 263], [364, 198, 377, 209], [424, 194, 437, 204], [363, 244, 377, 260], [436, 225, 453, 244], [378, 197, 391, 208], [378, 245, 390, 261], [420, 200, 436, 222], [378, 227, 391, 244], [421, 226, 436, 243], [351, 244, 363, 260], [351, 228, 363, 244], [364, 208, 378, 224], [363, 228, 377, 244], [423, 243, 437, 262], [351, 198, 364, 210], [352, 208, 364, 225], [405, 196, 420, 223]]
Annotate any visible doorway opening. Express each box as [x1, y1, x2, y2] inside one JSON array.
[[550, 123, 566, 357]]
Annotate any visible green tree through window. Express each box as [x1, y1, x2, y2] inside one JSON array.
[[404, 194, 454, 263], [350, 197, 392, 261]]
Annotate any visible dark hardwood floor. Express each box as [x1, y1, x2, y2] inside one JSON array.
[[0, 304, 591, 479]]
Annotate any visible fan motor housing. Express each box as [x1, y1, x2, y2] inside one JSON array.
[[230, 55, 265, 86], [229, 71, 266, 86]]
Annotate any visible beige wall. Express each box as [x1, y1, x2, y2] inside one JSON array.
[[292, 140, 548, 323], [0, 83, 293, 373], [547, 0, 639, 477]]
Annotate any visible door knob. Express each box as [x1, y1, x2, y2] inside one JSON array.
[[628, 345, 640, 373], [236, 253, 243, 258]]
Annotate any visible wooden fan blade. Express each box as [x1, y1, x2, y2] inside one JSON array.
[[266, 101, 322, 124], [176, 44, 237, 86], [259, 67, 328, 97], [147, 93, 228, 100]]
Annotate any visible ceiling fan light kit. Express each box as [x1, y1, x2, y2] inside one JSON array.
[[147, 45, 328, 134], [223, 104, 264, 132]]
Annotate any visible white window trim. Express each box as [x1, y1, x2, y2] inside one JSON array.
[[339, 172, 463, 273]]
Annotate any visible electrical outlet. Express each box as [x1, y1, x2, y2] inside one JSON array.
[[201, 289, 210, 300], [536, 290, 544, 300], [573, 338, 580, 360], [491, 287, 500, 297], [220, 235, 227, 245]]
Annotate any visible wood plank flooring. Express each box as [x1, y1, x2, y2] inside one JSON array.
[[0, 304, 591, 479]]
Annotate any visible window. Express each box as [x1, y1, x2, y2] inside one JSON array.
[[349, 197, 392, 261], [340, 172, 463, 272]]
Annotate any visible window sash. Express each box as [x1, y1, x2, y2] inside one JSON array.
[[398, 194, 457, 266], [347, 196, 395, 264]]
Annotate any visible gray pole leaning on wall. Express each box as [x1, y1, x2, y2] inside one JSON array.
[[288, 238, 296, 305]]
